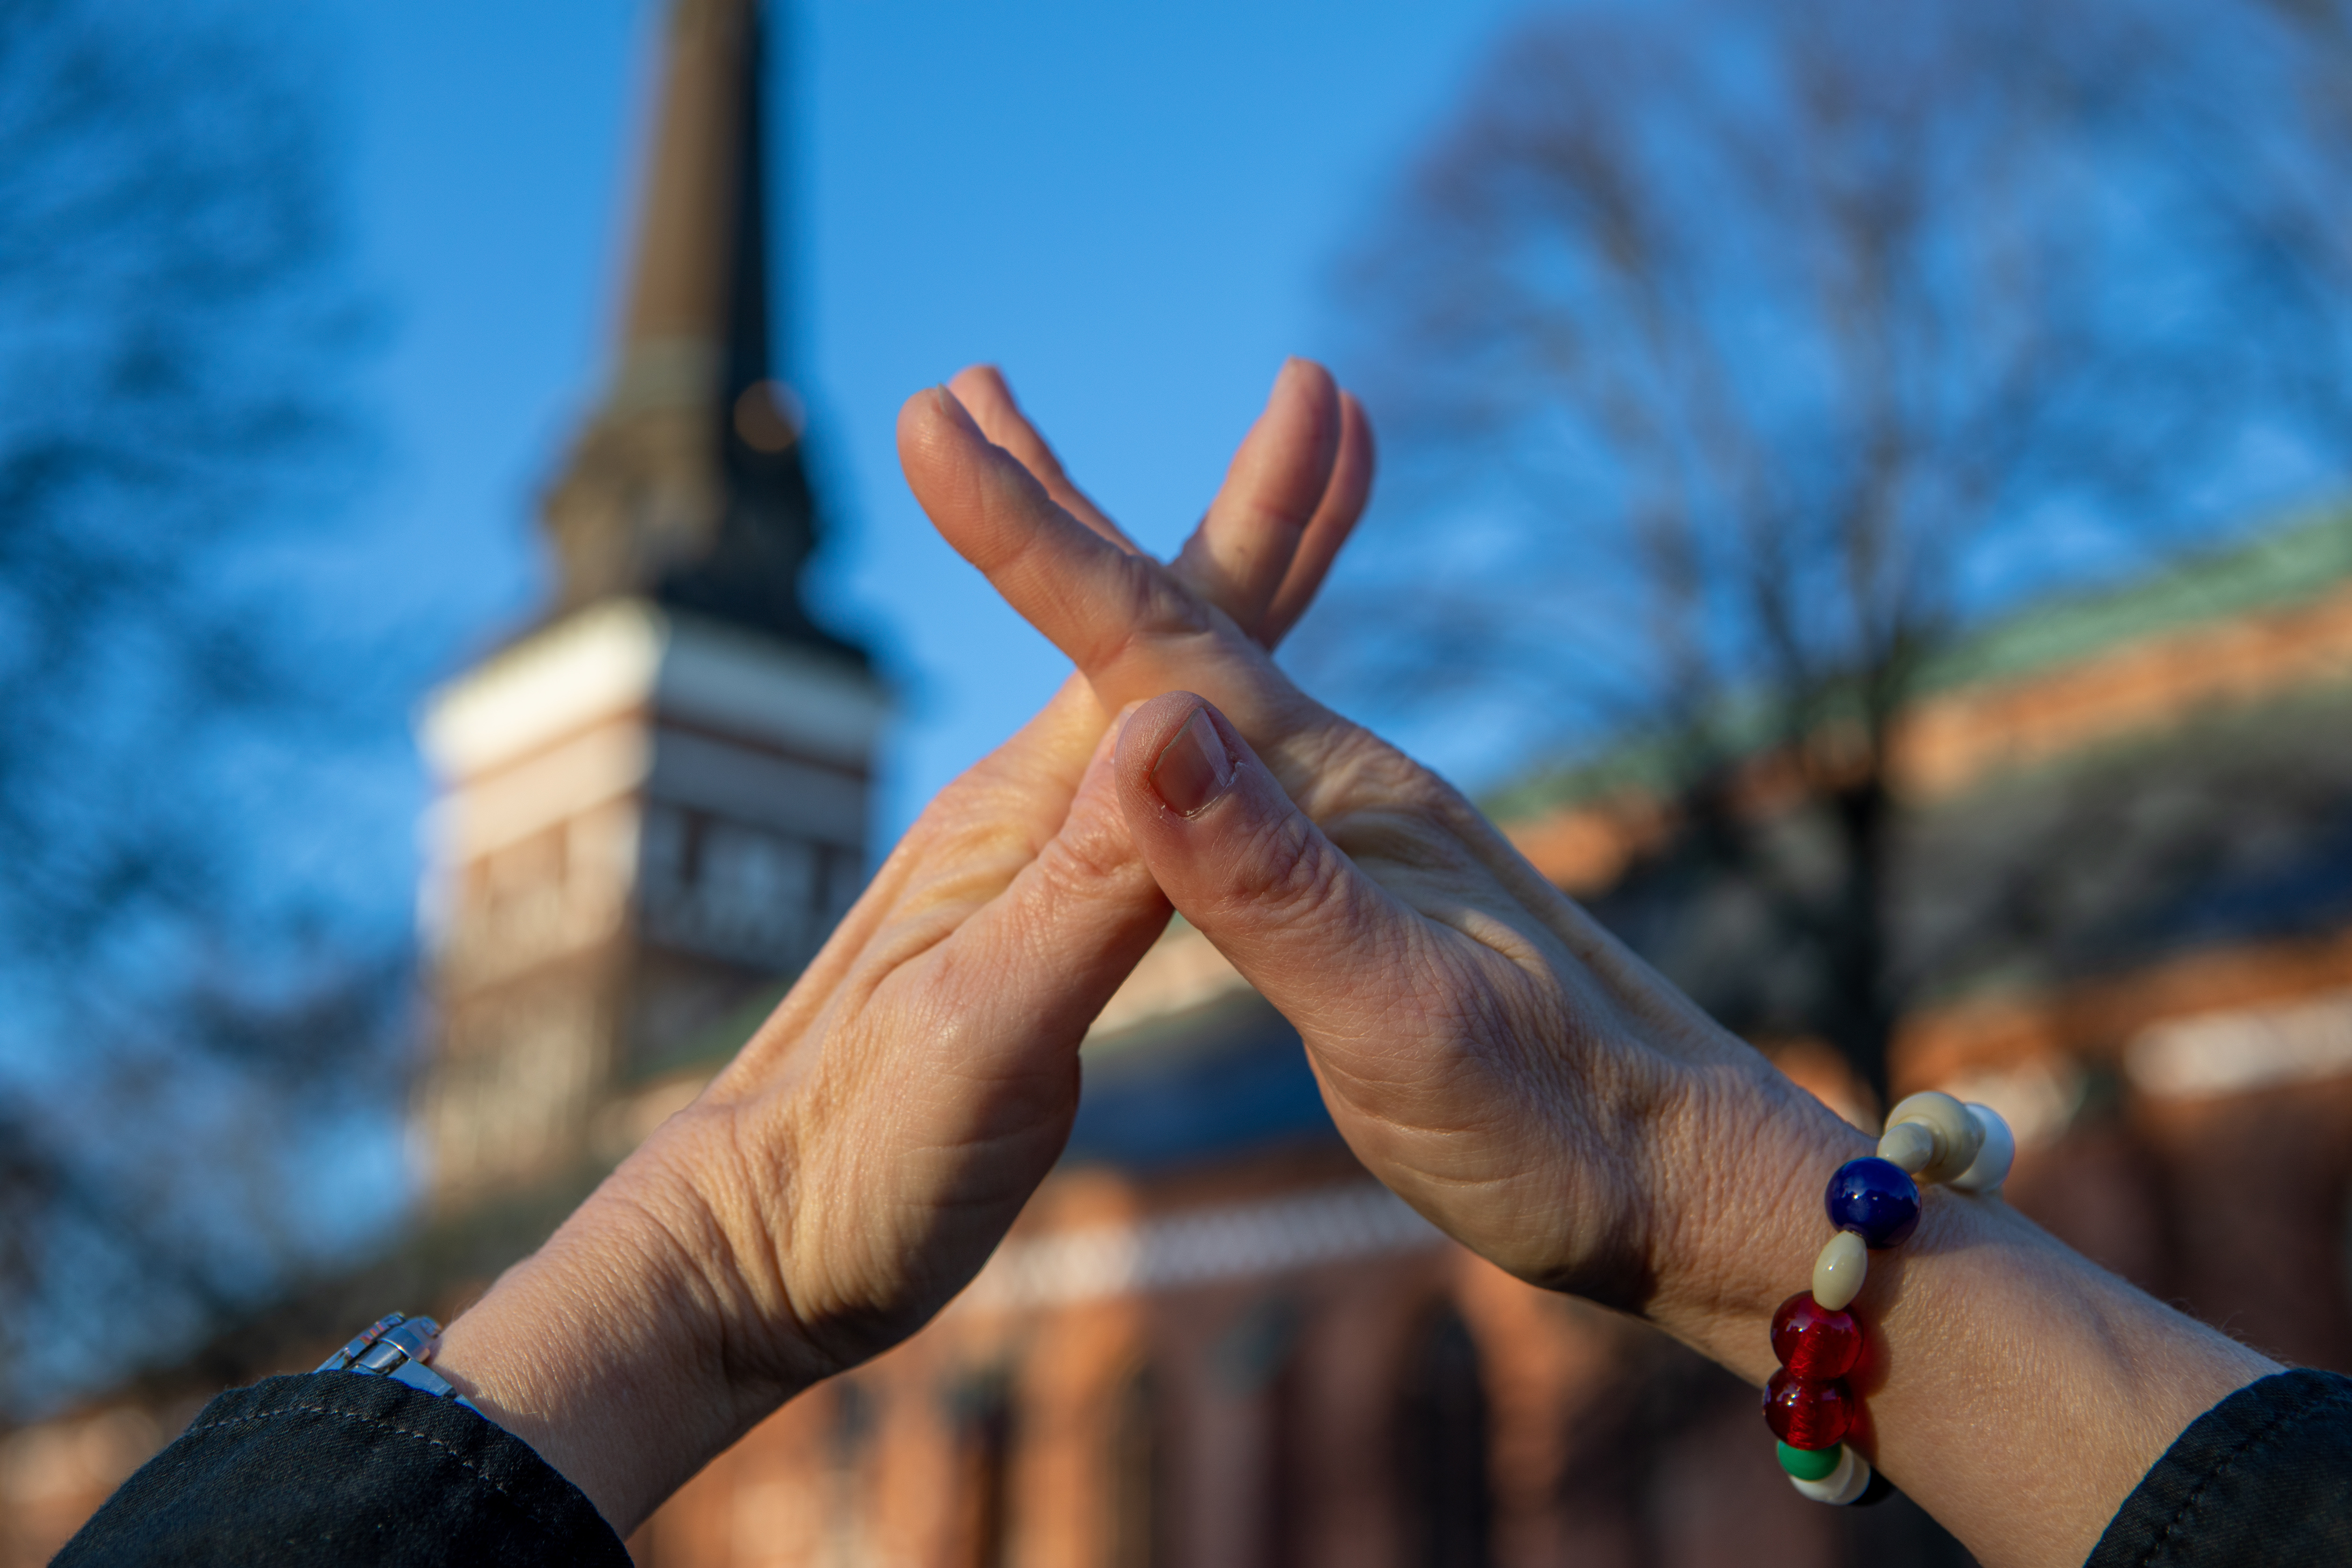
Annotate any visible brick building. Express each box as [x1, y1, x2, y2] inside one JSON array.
[[617, 520, 2352, 1568], [8, 4, 2352, 1565]]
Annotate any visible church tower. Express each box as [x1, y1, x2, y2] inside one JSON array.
[[413, 0, 881, 1211]]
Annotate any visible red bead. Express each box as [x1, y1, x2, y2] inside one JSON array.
[[1771, 1292, 1862, 1379], [1763, 1369, 1855, 1449]]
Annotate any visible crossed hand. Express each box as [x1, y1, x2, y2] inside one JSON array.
[[439, 361, 2275, 1568], [440, 359, 1851, 1526]]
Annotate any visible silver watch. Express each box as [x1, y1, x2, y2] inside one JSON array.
[[316, 1312, 480, 1413]]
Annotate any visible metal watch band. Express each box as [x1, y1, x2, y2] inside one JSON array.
[[315, 1312, 481, 1413]]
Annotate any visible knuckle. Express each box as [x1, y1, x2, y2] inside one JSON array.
[[1297, 728, 1486, 877], [1229, 806, 1352, 933], [1031, 806, 1143, 901], [1079, 555, 1211, 672]]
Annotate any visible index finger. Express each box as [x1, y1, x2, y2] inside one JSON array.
[[899, 385, 1201, 669], [946, 364, 1141, 553], [896, 385, 1294, 730]]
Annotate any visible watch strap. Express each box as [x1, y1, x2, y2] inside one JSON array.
[[316, 1312, 480, 1413]]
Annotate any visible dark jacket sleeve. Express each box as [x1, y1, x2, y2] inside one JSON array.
[[2086, 1367, 2352, 1568], [53, 1372, 631, 1567]]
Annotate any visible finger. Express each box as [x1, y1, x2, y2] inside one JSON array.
[[1109, 691, 1429, 1062], [717, 674, 1115, 1090], [1259, 391, 1375, 645], [1171, 358, 1342, 640], [900, 385, 1318, 743], [948, 362, 1353, 649], [899, 384, 1210, 676], [761, 718, 1171, 1321], [932, 706, 1171, 1061], [946, 364, 1139, 552], [857, 715, 1169, 1228]]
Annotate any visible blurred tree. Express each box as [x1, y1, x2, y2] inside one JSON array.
[[0, 0, 400, 1414], [1327, 0, 2352, 1104]]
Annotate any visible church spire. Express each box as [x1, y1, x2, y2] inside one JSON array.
[[542, 0, 853, 658], [618, 0, 760, 367], [414, 0, 883, 1215]]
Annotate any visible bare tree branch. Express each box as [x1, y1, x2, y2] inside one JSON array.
[[1315, 0, 2352, 1098], [0, 0, 407, 1416]]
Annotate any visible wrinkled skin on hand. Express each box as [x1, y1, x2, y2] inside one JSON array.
[[436, 360, 1373, 1529], [896, 387, 1862, 1360], [445, 364, 2279, 1568], [654, 362, 1380, 1393], [900, 379, 2286, 1568], [444, 364, 2274, 1568]]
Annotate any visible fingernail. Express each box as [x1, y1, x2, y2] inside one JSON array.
[[1149, 707, 1235, 817], [932, 383, 980, 435]]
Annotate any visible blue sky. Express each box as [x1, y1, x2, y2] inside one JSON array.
[[321, 0, 1538, 861]]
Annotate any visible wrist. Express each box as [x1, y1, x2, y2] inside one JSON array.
[[1855, 1193, 2272, 1566], [1642, 1061, 1873, 1374], [1630, 1063, 2274, 1568], [431, 1128, 819, 1532]]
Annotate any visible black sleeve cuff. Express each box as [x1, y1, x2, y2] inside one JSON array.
[[2087, 1367, 2352, 1568], [55, 1372, 632, 1568]]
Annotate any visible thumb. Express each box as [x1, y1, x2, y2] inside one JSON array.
[[1111, 692, 1422, 1045]]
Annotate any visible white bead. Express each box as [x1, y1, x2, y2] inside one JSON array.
[[1884, 1090, 1983, 1185], [1790, 1444, 1873, 1505], [1947, 1103, 2015, 1194], [1876, 1120, 1935, 1174], [1812, 1230, 1868, 1310]]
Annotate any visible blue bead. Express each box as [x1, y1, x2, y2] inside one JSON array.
[[1824, 1157, 1921, 1249]]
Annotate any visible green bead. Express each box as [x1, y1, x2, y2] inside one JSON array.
[[1778, 1441, 1843, 1481]]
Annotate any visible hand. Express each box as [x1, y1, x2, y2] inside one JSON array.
[[432, 360, 1374, 1531], [903, 401, 2275, 1568], [896, 385, 1832, 1333]]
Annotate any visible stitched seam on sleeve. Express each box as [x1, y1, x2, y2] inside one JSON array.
[[188, 1403, 574, 1543], [2134, 1385, 2352, 1568]]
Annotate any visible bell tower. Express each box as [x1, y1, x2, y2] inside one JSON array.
[[413, 0, 881, 1211]]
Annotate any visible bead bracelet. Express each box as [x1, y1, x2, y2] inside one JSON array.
[[1763, 1091, 2017, 1505]]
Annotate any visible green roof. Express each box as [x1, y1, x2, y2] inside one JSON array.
[[1917, 507, 2352, 693], [1484, 505, 2352, 822]]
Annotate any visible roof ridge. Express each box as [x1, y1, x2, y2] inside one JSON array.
[[1484, 504, 2352, 822]]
